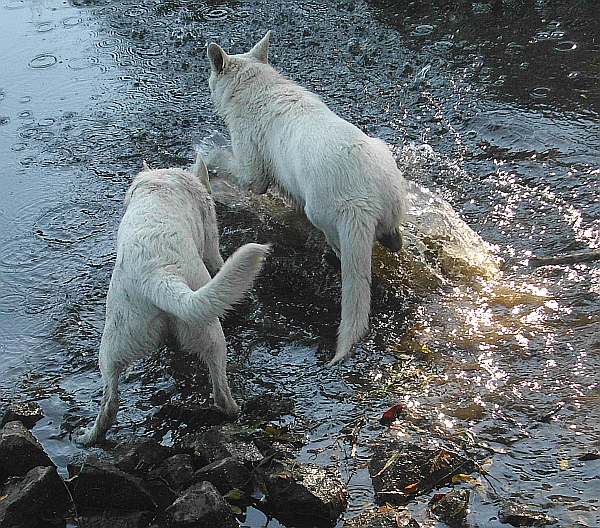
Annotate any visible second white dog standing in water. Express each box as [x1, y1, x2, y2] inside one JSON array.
[[77, 155, 270, 445], [205, 31, 407, 365]]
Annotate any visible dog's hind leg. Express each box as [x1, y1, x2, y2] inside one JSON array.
[[305, 206, 341, 258], [176, 320, 239, 416], [77, 353, 122, 445], [202, 207, 224, 276]]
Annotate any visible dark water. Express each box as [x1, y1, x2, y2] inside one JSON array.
[[0, 0, 598, 526]]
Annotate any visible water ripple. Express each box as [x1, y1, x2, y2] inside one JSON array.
[[29, 54, 58, 69]]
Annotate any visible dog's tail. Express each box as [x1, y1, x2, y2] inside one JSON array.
[[147, 243, 270, 323], [328, 216, 375, 366]]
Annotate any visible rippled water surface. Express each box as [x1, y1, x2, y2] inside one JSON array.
[[0, 0, 598, 527]]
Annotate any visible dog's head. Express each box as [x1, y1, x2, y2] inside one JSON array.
[[206, 31, 272, 110]]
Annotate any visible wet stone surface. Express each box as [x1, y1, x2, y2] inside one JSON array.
[[369, 438, 475, 505], [498, 503, 557, 527], [260, 459, 348, 525]]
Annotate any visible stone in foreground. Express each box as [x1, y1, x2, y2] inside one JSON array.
[[164, 480, 237, 527], [0, 421, 54, 483], [0, 465, 69, 527]]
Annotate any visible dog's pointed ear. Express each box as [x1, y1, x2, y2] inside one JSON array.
[[248, 30, 272, 63], [192, 150, 211, 193], [207, 42, 229, 74]]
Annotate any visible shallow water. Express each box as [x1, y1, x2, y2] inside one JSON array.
[[0, 0, 598, 526]]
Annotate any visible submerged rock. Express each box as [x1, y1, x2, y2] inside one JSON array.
[[156, 403, 233, 427], [178, 427, 263, 467], [164, 480, 237, 527], [345, 507, 420, 527], [261, 459, 347, 525], [0, 421, 54, 483], [498, 503, 556, 526], [0, 465, 69, 527], [67, 456, 156, 511], [243, 393, 295, 423], [430, 489, 471, 527], [368, 439, 474, 505]]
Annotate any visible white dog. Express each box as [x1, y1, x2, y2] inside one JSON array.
[[204, 31, 407, 365], [77, 155, 270, 445]]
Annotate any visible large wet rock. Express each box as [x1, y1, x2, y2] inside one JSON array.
[[115, 438, 175, 473], [261, 459, 347, 525], [368, 439, 474, 505], [211, 177, 408, 325], [498, 503, 556, 526], [178, 427, 263, 467], [195, 456, 252, 494], [164, 480, 237, 528], [0, 421, 54, 483], [151, 454, 196, 493], [345, 507, 420, 527], [0, 465, 69, 527], [67, 456, 156, 511]]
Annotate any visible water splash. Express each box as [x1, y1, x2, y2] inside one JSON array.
[[398, 144, 501, 281]]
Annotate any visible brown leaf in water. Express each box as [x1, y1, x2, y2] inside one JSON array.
[[380, 404, 405, 426], [404, 482, 419, 494]]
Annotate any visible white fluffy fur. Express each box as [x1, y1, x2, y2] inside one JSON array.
[[77, 155, 270, 445], [205, 31, 407, 365]]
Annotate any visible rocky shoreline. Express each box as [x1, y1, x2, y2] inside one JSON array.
[[1, 399, 561, 528]]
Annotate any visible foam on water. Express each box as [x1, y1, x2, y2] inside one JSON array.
[[398, 143, 501, 281]]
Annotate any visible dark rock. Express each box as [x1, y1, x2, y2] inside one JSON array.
[[578, 451, 600, 461], [0, 421, 54, 483], [430, 489, 470, 527], [164, 481, 237, 527], [368, 440, 474, 505], [0, 402, 44, 429], [262, 460, 347, 524], [115, 438, 175, 474], [195, 456, 252, 494], [0, 465, 69, 527], [156, 403, 232, 427], [345, 507, 420, 527], [178, 427, 262, 467], [498, 503, 556, 526], [76, 510, 154, 528], [243, 393, 295, 423], [67, 456, 156, 511], [151, 454, 195, 492], [142, 477, 178, 512]]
